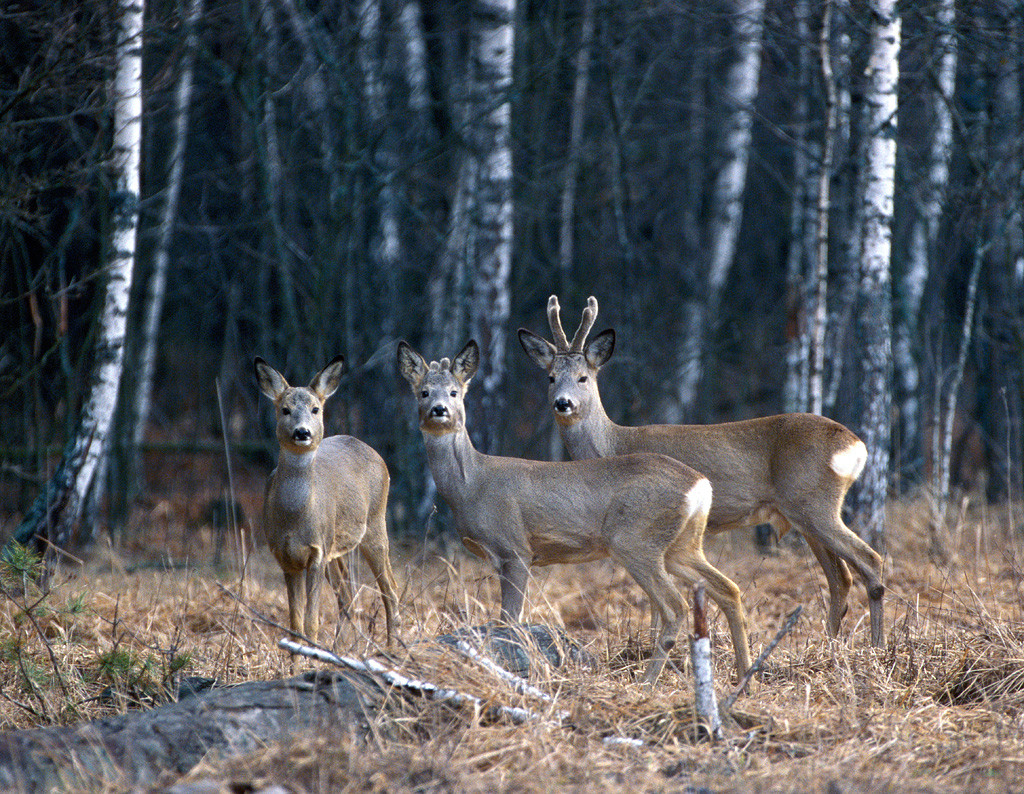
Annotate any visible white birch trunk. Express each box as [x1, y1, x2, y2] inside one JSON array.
[[856, 0, 900, 550], [17, 0, 144, 556], [467, 0, 515, 453], [260, 0, 301, 343], [980, 0, 1023, 502], [676, 0, 765, 413], [357, 0, 402, 334], [932, 240, 984, 560], [132, 0, 202, 457], [895, 0, 956, 475], [557, 0, 594, 288], [398, 0, 431, 127], [824, 0, 855, 413], [808, 0, 837, 417], [783, 0, 813, 414]]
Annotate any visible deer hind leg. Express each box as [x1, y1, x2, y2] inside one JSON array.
[[623, 561, 687, 686], [609, 528, 687, 686], [799, 532, 852, 637], [359, 517, 401, 647], [799, 505, 885, 647], [326, 555, 354, 622], [664, 542, 752, 683]]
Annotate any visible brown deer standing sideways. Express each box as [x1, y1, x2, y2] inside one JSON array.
[[398, 339, 752, 685], [256, 356, 399, 645], [519, 296, 885, 647]]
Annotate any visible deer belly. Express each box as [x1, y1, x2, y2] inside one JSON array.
[[529, 531, 608, 567]]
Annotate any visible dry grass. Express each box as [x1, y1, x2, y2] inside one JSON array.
[[2, 493, 1024, 792]]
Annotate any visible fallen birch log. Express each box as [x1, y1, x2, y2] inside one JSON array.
[[0, 670, 381, 793]]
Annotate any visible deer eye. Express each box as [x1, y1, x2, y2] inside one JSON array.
[[578, 376, 588, 383], [311, 406, 319, 414], [281, 407, 291, 415], [449, 390, 457, 397], [548, 375, 555, 383], [420, 390, 429, 398]]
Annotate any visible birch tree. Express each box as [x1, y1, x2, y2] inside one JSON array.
[[557, 0, 595, 290], [894, 0, 956, 478], [466, 0, 515, 453], [356, 0, 402, 336], [128, 0, 203, 490], [981, 0, 1024, 503], [783, 0, 815, 414], [824, 0, 856, 413], [807, 0, 838, 417], [855, 0, 900, 550], [676, 0, 766, 414], [12, 0, 144, 563]]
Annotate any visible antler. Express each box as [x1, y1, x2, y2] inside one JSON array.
[[547, 296, 571, 351], [547, 295, 599, 353], [569, 296, 598, 353]]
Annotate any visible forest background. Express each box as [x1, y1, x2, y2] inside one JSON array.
[[1, 0, 1022, 559]]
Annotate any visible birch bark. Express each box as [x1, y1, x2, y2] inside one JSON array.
[[467, 0, 515, 453], [894, 0, 956, 479], [783, 0, 814, 414], [12, 0, 144, 561], [855, 0, 900, 550], [808, 0, 837, 417], [557, 0, 594, 290], [131, 0, 202, 466], [676, 0, 765, 413], [357, 0, 402, 335]]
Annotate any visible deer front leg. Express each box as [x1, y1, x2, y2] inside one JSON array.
[[304, 557, 327, 640], [284, 570, 305, 636], [498, 556, 530, 623]]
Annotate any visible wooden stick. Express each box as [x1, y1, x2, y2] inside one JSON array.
[[690, 583, 723, 740]]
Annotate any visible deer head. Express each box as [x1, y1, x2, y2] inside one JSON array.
[[254, 356, 344, 454], [398, 340, 480, 435], [518, 296, 614, 425]]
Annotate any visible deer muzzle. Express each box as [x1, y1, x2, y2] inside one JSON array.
[[553, 396, 575, 414]]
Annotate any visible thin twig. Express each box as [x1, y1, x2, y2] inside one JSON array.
[[721, 605, 803, 713]]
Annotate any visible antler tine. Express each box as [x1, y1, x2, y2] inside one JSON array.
[[569, 296, 599, 352], [547, 295, 571, 352]]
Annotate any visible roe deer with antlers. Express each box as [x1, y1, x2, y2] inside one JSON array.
[[256, 356, 399, 645], [519, 296, 885, 647], [398, 339, 752, 685]]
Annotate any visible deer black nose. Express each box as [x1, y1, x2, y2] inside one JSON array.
[[292, 427, 312, 441], [553, 397, 573, 413], [430, 405, 449, 417]]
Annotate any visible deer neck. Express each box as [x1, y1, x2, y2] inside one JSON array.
[[559, 395, 620, 459], [273, 449, 316, 513], [422, 426, 481, 501]]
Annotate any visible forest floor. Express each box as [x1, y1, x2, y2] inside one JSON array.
[[2, 479, 1024, 792]]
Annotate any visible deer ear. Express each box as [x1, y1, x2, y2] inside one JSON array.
[[397, 342, 428, 387], [254, 357, 288, 400], [584, 329, 615, 369], [452, 340, 480, 384], [518, 329, 556, 369], [310, 355, 345, 399]]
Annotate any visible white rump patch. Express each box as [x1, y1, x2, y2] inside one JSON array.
[[830, 440, 867, 480], [686, 478, 713, 517]]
